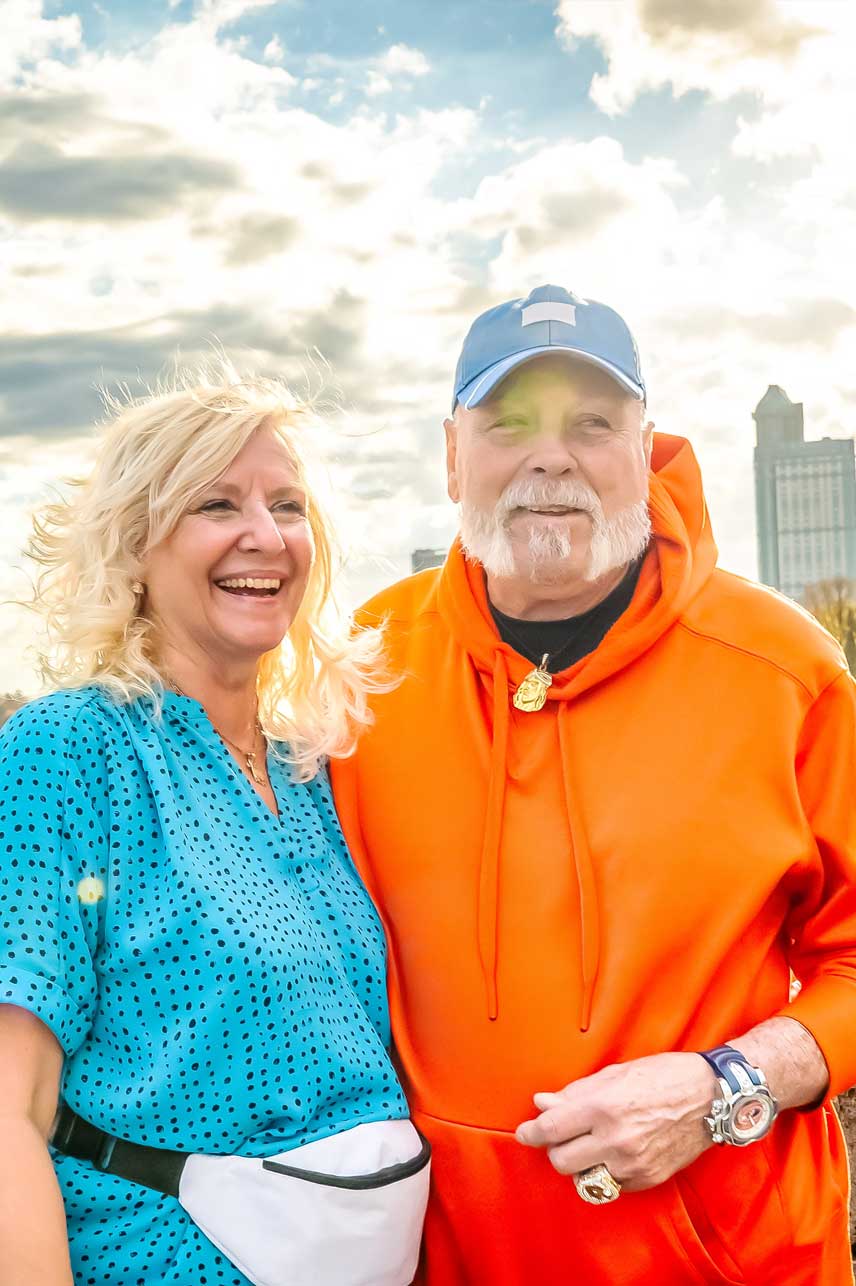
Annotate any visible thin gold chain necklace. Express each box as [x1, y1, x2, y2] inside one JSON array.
[[495, 614, 586, 673], [170, 682, 270, 787], [217, 728, 270, 788]]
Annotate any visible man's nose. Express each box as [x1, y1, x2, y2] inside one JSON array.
[[528, 433, 577, 475]]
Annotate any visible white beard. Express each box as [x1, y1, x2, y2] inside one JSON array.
[[458, 477, 651, 584]]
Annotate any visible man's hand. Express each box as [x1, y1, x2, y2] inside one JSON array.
[[515, 1018, 829, 1191], [515, 1052, 718, 1191]]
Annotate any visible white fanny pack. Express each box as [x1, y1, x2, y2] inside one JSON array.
[[52, 1104, 430, 1286], [178, 1118, 431, 1286]]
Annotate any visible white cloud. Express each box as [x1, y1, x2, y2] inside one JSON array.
[[378, 43, 430, 78], [551, 0, 856, 371], [450, 137, 685, 305], [365, 43, 430, 96], [730, 24, 855, 169], [555, 0, 856, 198], [554, 0, 825, 114], [365, 71, 393, 97], [263, 34, 284, 63], [0, 0, 82, 85], [192, 0, 280, 36]]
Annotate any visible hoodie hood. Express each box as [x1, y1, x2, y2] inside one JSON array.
[[436, 433, 719, 1023]]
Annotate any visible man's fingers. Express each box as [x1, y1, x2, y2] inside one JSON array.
[[516, 1100, 589, 1147], [518, 1078, 609, 1147], [532, 1091, 564, 1111], [516, 1110, 565, 1146], [545, 1137, 608, 1178]]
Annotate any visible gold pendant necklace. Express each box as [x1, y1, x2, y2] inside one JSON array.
[[170, 681, 269, 787], [512, 653, 553, 713], [218, 731, 269, 788]]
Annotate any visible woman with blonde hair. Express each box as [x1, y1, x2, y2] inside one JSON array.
[[0, 368, 429, 1286]]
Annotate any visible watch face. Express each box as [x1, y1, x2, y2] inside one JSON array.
[[731, 1094, 775, 1142]]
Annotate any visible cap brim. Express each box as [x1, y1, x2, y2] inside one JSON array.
[[456, 347, 645, 409]]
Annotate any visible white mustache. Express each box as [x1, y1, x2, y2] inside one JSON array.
[[497, 478, 601, 520]]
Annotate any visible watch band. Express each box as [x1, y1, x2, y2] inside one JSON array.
[[698, 1044, 778, 1147], [698, 1044, 765, 1094]]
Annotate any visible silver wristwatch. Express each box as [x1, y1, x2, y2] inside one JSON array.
[[698, 1044, 779, 1146]]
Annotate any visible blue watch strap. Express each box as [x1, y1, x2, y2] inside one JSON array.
[[698, 1044, 763, 1094]]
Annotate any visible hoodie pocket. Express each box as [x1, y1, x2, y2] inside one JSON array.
[[665, 1173, 746, 1285]]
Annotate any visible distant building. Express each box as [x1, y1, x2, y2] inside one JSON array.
[[411, 548, 446, 573], [753, 385, 856, 601]]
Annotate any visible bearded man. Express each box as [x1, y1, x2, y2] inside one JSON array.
[[331, 285, 856, 1285]]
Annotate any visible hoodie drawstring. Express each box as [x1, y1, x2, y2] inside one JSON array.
[[477, 651, 510, 1020], [557, 704, 601, 1032], [477, 658, 602, 1029]]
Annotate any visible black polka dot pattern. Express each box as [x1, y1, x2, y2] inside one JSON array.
[[0, 687, 406, 1285]]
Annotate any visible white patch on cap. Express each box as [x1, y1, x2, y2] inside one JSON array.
[[521, 301, 578, 327], [77, 876, 105, 904]]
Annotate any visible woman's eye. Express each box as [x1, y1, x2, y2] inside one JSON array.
[[198, 499, 234, 513], [195, 498, 306, 518]]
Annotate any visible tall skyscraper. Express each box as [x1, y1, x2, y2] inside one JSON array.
[[411, 548, 446, 573], [753, 385, 856, 601]]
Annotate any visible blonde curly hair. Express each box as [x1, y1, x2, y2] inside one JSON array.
[[28, 363, 386, 780]]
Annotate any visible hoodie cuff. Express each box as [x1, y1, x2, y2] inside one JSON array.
[[776, 975, 856, 1099]]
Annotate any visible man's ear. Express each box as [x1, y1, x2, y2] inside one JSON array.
[[642, 418, 655, 467], [444, 416, 460, 503]]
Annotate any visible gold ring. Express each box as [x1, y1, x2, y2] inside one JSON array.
[[573, 1163, 622, 1204]]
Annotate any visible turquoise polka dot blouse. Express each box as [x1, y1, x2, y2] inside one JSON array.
[[0, 687, 407, 1286]]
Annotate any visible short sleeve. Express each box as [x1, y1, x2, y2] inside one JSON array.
[[0, 696, 109, 1056]]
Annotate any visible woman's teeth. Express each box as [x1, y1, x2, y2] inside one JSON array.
[[217, 577, 282, 594]]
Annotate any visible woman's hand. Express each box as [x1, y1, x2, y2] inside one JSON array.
[[515, 1052, 718, 1191]]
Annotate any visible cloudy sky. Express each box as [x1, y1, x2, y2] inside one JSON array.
[[2, 0, 855, 692]]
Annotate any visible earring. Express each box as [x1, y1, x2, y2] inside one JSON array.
[[132, 581, 144, 595]]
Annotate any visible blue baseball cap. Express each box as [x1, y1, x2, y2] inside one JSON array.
[[452, 284, 645, 411]]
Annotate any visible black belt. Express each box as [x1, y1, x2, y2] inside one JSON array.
[[50, 1102, 187, 1197]]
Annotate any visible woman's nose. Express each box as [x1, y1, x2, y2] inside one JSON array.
[[237, 506, 287, 554]]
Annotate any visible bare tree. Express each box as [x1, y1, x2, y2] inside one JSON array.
[[803, 579, 856, 673]]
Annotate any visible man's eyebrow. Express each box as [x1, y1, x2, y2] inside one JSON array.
[[484, 400, 529, 416]]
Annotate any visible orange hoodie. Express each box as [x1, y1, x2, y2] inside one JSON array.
[[331, 434, 856, 1285]]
